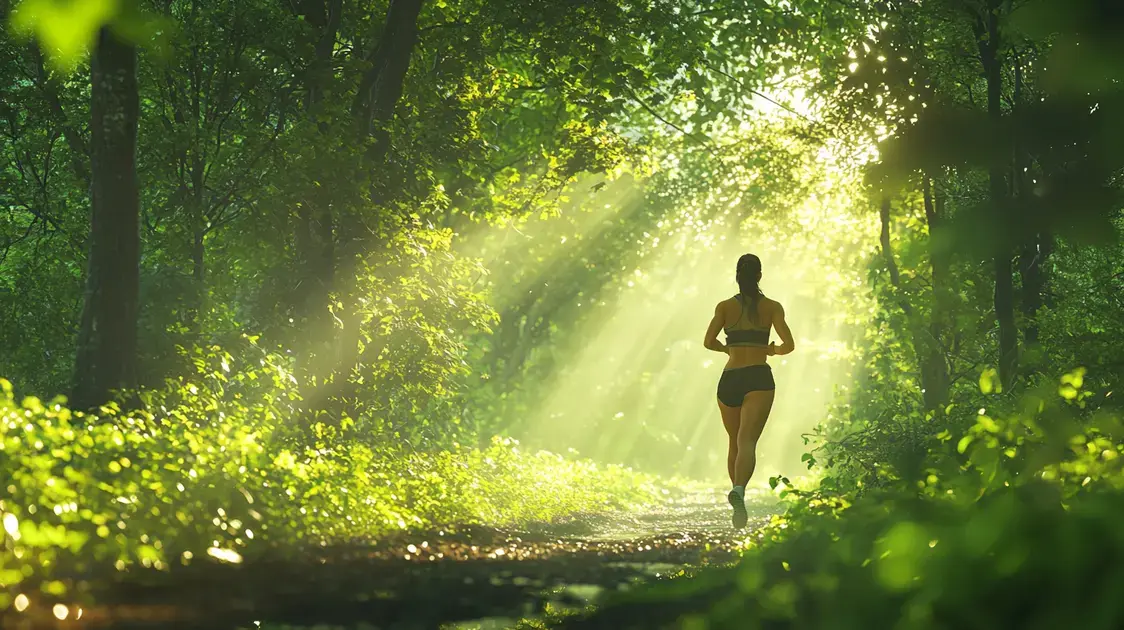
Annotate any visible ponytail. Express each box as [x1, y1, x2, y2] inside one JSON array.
[[736, 254, 764, 324]]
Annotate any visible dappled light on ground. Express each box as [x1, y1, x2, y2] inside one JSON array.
[[16, 490, 773, 630]]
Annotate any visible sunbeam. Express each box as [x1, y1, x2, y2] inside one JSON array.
[[463, 121, 877, 485]]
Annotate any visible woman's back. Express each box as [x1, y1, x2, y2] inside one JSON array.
[[721, 295, 776, 368]]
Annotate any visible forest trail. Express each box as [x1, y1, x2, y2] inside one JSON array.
[[79, 489, 775, 630]]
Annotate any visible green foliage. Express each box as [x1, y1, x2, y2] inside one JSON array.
[[567, 372, 1124, 629], [2, 0, 845, 435], [572, 484, 1124, 629], [4, 0, 1124, 624], [0, 358, 660, 611], [1035, 233, 1124, 382], [809, 201, 1124, 494]]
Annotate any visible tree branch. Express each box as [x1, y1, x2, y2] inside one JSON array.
[[29, 42, 90, 188], [623, 84, 715, 151]]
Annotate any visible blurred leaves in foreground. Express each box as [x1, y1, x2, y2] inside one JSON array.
[[9, 0, 117, 70], [8, 0, 158, 72], [566, 368, 1124, 629]]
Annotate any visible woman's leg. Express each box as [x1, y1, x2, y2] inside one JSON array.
[[733, 389, 776, 488], [718, 399, 741, 485]]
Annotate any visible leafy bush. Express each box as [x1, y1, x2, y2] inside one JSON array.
[[568, 482, 1124, 630], [812, 365, 1122, 501], [566, 368, 1124, 629], [0, 342, 661, 613]]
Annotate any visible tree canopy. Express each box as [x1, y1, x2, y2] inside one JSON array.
[[1, 0, 1123, 625]]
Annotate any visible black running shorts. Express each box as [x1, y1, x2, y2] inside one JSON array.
[[716, 364, 775, 407]]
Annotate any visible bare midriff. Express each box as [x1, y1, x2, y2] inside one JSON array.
[[724, 345, 769, 370]]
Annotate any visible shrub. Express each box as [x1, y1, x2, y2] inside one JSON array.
[[565, 368, 1124, 629], [0, 340, 661, 613]]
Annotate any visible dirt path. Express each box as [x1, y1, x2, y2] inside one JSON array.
[[64, 489, 775, 630]]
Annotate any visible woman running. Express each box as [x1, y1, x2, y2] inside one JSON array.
[[703, 254, 795, 528]]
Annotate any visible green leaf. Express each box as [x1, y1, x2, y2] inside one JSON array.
[[10, 0, 120, 71], [979, 368, 999, 395], [874, 521, 929, 591]]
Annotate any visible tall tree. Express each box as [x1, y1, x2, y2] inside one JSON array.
[[1010, 46, 1048, 349], [973, 0, 1018, 390], [290, 0, 344, 348], [294, 0, 428, 418], [351, 0, 423, 163], [72, 24, 141, 410], [878, 193, 948, 409], [921, 174, 950, 406]]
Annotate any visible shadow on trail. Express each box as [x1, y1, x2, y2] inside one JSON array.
[[66, 489, 776, 630]]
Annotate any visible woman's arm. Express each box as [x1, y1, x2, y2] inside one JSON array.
[[703, 303, 728, 354], [768, 302, 795, 356]]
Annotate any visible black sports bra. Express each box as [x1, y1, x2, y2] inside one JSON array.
[[724, 295, 769, 347]]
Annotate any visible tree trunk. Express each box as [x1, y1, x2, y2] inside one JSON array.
[[924, 176, 951, 317], [1019, 235, 1048, 345], [1011, 50, 1048, 348], [1038, 233, 1054, 311], [993, 253, 1017, 387], [308, 0, 343, 119], [191, 225, 205, 284], [352, 0, 426, 164], [879, 197, 905, 297], [307, 0, 427, 419], [188, 4, 207, 292], [190, 156, 206, 284], [921, 176, 950, 407], [72, 26, 141, 411], [300, 0, 340, 325], [881, 192, 950, 409], [975, 3, 1017, 390], [30, 42, 91, 189], [288, 0, 343, 397]]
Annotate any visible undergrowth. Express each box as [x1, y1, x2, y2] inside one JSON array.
[[564, 367, 1124, 629], [0, 340, 661, 614]]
